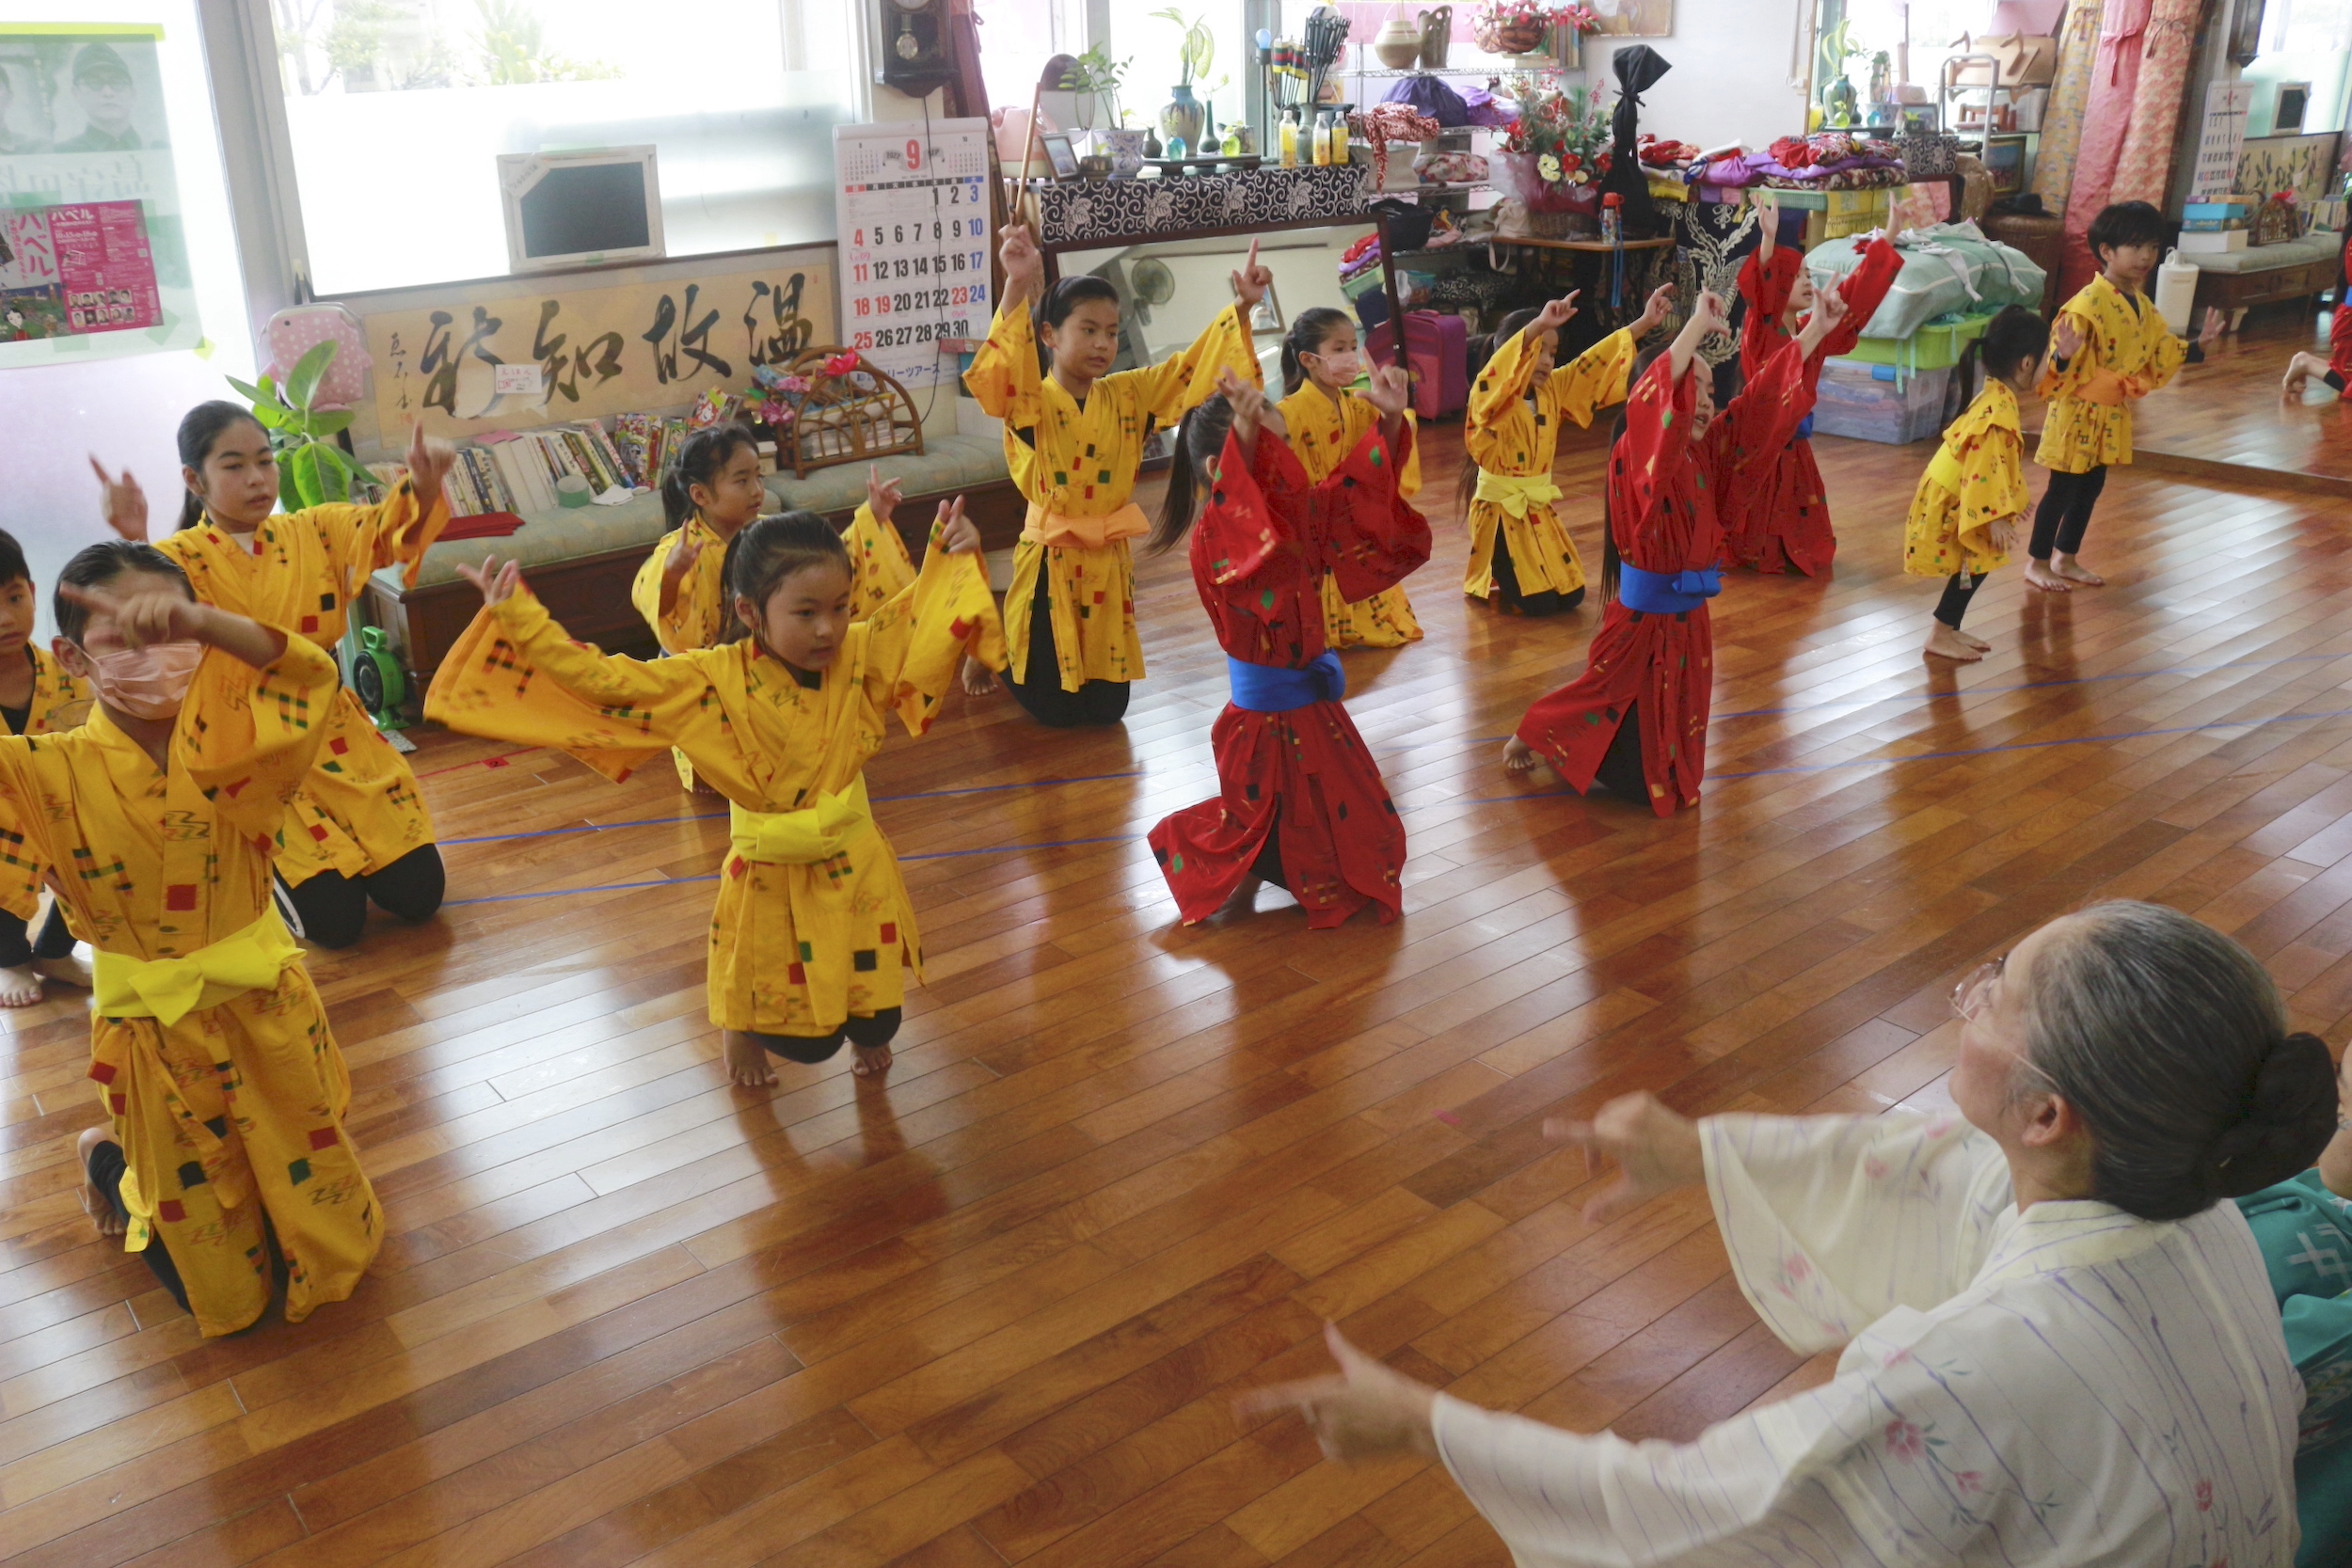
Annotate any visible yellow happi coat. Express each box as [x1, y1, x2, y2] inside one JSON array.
[[428, 526, 1003, 1037], [964, 297, 1258, 689], [1462, 327, 1637, 603], [3, 642, 90, 736], [156, 478, 446, 886], [0, 637, 379, 1337], [629, 504, 916, 789], [1905, 381, 2030, 580], [1277, 387, 1426, 648], [2035, 274, 2187, 474]]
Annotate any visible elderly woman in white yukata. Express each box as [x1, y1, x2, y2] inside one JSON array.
[[1244, 900, 2340, 1566]]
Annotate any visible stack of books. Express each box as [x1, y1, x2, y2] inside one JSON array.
[[470, 423, 635, 515], [2179, 198, 2255, 254], [610, 411, 692, 491], [440, 446, 516, 518]]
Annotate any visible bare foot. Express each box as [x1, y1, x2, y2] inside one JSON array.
[[2049, 554, 2105, 588], [0, 963, 40, 1007], [1957, 627, 1992, 652], [722, 1030, 779, 1087], [77, 1127, 126, 1239], [1924, 624, 1984, 662], [850, 1040, 894, 1077], [2024, 560, 2074, 594], [1502, 736, 1539, 774], [36, 951, 92, 990], [2284, 351, 2329, 397], [961, 657, 997, 697]]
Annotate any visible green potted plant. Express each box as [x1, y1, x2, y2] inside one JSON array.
[[225, 342, 379, 511], [1152, 8, 1214, 151]]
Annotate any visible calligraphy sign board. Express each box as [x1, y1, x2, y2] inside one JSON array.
[[362, 260, 835, 440], [833, 119, 992, 392]]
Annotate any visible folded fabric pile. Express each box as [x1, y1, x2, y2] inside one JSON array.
[[1417, 150, 1489, 186], [1339, 231, 1384, 284], [1639, 134, 1702, 167], [1699, 131, 1905, 191]]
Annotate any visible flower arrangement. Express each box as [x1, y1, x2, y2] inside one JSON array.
[[1474, 3, 1598, 54], [1499, 77, 1613, 185]]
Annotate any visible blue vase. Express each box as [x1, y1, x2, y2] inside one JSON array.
[[1161, 84, 1204, 152]]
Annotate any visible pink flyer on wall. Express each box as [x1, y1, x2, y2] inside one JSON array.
[[46, 200, 159, 335]]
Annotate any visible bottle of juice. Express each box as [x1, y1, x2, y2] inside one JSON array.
[[1279, 108, 1299, 167]]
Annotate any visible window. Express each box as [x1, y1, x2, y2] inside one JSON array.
[[976, 0, 1078, 115], [262, 0, 862, 295]]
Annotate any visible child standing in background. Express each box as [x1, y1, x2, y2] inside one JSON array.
[[428, 505, 1002, 1087], [2031, 200, 2223, 592], [94, 404, 455, 950], [1903, 305, 2055, 662], [0, 528, 90, 1006], [1275, 308, 1424, 649], [1459, 283, 1674, 616], [1722, 194, 1903, 576], [33, 542, 380, 1338], [963, 223, 1269, 726], [635, 426, 914, 789]]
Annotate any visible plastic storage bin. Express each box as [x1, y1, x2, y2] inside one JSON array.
[[1843, 309, 1998, 373], [1812, 358, 1950, 445]]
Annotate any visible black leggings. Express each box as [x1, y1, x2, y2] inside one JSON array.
[[282, 844, 446, 949], [1002, 566, 1130, 728], [84, 1138, 191, 1314], [1934, 573, 1984, 629], [747, 1006, 902, 1064], [1586, 702, 1650, 802], [1489, 530, 1586, 617], [0, 900, 73, 967], [2028, 467, 2107, 561]]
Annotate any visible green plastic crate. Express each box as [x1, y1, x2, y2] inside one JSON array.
[[1844, 309, 1999, 374]]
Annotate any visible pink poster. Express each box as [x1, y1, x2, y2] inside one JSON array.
[[45, 199, 159, 334]]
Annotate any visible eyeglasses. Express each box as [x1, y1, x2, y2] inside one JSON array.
[[1952, 954, 2007, 1023]]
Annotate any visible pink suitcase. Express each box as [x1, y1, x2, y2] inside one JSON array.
[[1367, 309, 1470, 420]]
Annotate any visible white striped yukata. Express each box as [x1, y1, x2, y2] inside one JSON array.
[[1433, 1112, 2302, 1566]]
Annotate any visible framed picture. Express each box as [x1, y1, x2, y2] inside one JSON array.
[[2275, 82, 2312, 135], [1247, 279, 1285, 338], [1039, 132, 1080, 181]]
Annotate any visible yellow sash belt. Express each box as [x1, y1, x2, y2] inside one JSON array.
[[2071, 368, 2133, 407], [1021, 499, 1149, 549], [92, 906, 302, 1027], [1926, 445, 1964, 495], [1473, 470, 1565, 519], [730, 775, 873, 864]]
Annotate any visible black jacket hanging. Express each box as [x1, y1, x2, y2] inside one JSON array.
[[1599, 44, 1672, 239]]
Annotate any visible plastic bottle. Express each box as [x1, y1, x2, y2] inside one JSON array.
[[1279, 109, 1299, 167], [1311, 111, 1332, 166]]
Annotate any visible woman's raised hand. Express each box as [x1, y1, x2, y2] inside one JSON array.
[[89, 456, 148, 542], [1544, 1091, 1707, 1226], [455, 555, 523, 608], [936, 495, 981, 554], [1235, 1323, 1439, 1463], [1363, 362, 1413, 418]]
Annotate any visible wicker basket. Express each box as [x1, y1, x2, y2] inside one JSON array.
[[1472, 13, 1547, 54]]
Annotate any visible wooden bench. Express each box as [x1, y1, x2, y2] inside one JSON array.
[[2189, 229, 2344, 327]]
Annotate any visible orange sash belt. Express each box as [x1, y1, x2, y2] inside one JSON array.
[[1021, 500, 1148, 549], [2069, 369, 2134, 407]]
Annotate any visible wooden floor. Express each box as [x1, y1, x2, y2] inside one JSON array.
[[13, 314, 2352, 1567]]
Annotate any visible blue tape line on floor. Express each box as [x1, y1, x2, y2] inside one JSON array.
[[441, 833, 1136, 907]]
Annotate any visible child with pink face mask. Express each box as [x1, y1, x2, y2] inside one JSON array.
[[1274, 309, 1427, 649], [15, 541, 381, 1338]]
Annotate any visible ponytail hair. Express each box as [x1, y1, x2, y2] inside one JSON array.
[[1945, 303, 2051, 424], [174, 400, 266, 531], [660, 423, 760, 531], [715, 511, 851, 646], [1152, 395, 1235, 555], [1279, 306, 1355, 395]]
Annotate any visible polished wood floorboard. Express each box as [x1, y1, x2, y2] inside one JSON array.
[[13, 344, 2352, 1564]]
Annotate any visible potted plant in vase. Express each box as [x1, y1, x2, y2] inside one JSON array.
[[1151, 8, 1215, 153], [1491, 76, 1614, 237]]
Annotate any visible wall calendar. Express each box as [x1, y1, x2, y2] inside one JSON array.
[[832, 119, 993, 392]]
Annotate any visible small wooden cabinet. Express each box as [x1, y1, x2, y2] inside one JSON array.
[[2192, 254, 2339, 319]]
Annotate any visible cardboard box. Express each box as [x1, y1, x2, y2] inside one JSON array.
[[2177, 229, 2249, 254]]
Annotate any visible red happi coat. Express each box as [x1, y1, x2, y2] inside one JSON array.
[[1517, 340, 1817, 816], [2331, 231, 2352, 384], [1148, 423, 1430, 927], [1722, 237, 1902, 577]]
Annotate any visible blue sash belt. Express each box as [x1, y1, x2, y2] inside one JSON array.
[[1794, 413, 1815, 441], [1228, 651, 1346, 712], [1618, 563, 1722, 616]]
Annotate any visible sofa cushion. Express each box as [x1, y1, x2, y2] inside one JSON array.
[[2188, 229, 2342, 275], [382, 433, 1010, 591]]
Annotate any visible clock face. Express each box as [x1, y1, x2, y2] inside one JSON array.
[[896, 27, 921, 57]]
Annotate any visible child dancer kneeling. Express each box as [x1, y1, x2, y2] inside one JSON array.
[[1505, 288, 1847, 813], [1148, 365, 1428, 925], [0, 528, 93, 1006], [1276, 309, 1425, 648], [2283, 229, 2352, 396], [427, 507, 1002, 1085], [1905, 306, 2056, 663], [2032, 200, 2222, 592], [1459, 283, 1674, 615], [27, 543, 380, 1337], [963, 224, 1269, 726]]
